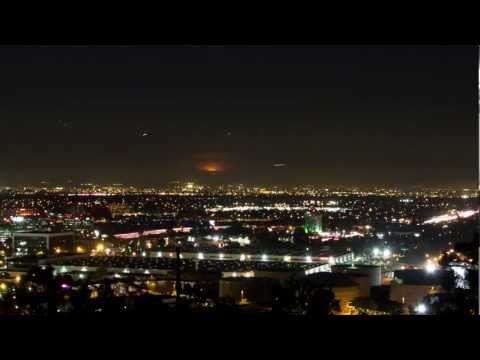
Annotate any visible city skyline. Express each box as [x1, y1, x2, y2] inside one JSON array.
[[0, 45, 477, 188]]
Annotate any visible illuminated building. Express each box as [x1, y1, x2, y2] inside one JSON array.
[[390, 269, 446, 309], [303, 272, 361, 315], [108, 202, 134, 218], [12, 231, 76, 256], [304, 211, 323, 234], [331, 265, 382, 297]]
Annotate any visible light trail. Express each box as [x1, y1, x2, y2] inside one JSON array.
[[423, 209, 478, 224]]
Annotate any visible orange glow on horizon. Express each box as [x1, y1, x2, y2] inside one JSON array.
[[197, 162, 226, 173]]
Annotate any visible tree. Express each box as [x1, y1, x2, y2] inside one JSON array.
[[90, 267, 109, 282], [440, 270, 456, 294], [305, 287, 339, 316], [71, 282, 91, 314], [352, 297, 376, 314], [253, 229, 278, 249]]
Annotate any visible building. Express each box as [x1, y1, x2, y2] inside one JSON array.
[[12, 231, 76, 256], [390, 269, 446, 308], [304, 211, 323, 234], [108, 202, 134, 218], [304, 272, 361, 314], [331, 264, 382, 297], [219, 277, 280, 304]]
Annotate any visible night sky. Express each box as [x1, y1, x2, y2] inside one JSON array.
[[0, 45, 477, 188]]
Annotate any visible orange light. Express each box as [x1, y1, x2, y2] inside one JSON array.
[[199, 162, 225, 173]]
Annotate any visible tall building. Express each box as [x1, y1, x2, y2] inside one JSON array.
[[304, 211, 323, 234]]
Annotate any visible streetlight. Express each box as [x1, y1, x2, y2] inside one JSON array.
[[383, 249, 391, 260], [425, 262, 437, 273], [415, 303, 427, 314]]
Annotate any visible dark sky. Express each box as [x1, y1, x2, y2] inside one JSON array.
[[0, 45, 477, 188]]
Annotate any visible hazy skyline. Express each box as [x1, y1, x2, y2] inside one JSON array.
[[0, 45, 477, 188]]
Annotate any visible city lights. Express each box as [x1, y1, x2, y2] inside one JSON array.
[[423, 209, 479, 224], [0, 45, 476, 319]]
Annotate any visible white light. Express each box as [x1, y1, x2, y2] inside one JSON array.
[[376, 233, 384, 240], [261, 254, 268, 261], [383, 249, 391, 259], [141, 251, 146, 257], [425, 262, 437, 273], [123, 268, 130, 274], [81, 267, 88, 272], [414, 233, 421, 238], [219, 253, 224, 260], [452, 266, 466, 279], [305, 256, 312, 263], [144, 270, 150, 274], [94, 230, 100, 238], [11, 216, 25, 223], [372, 248, 380, 257], [328, 256, 335, 265], [240, 254, 246, 261], [197, 253, 204, 260], [415, 303, 427, 314], [157, 252, 162, 258]]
